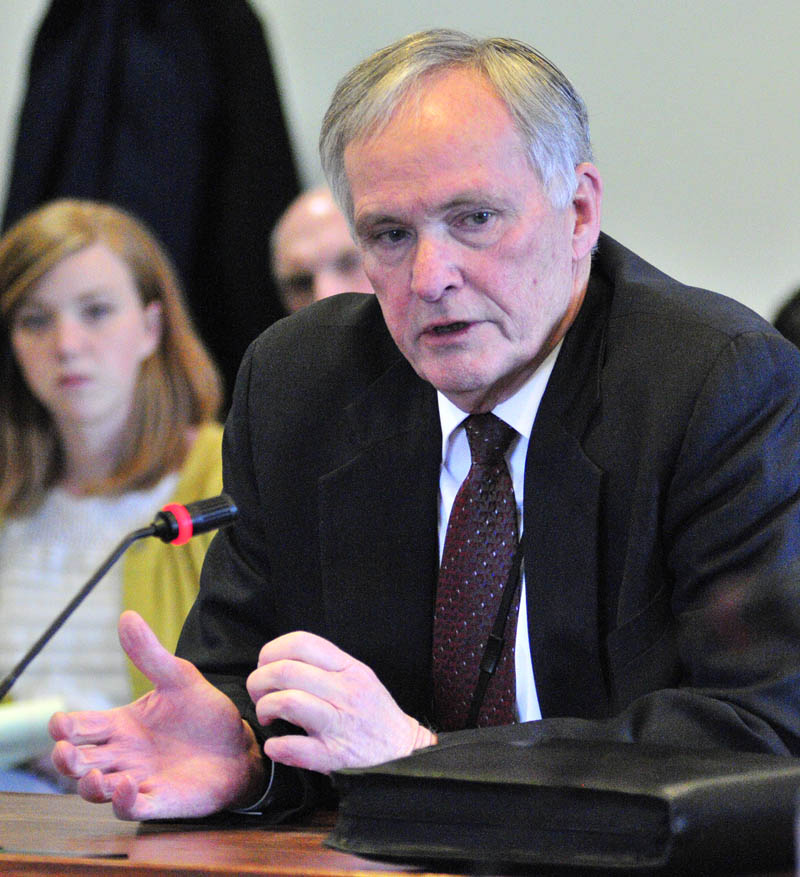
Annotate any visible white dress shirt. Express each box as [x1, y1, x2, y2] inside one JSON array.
[[239, 344, 564, 813], [436, 342, 561, 723]]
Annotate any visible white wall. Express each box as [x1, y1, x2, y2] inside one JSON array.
[[0, 0, 48, 209], [2, 0, 798, 320]]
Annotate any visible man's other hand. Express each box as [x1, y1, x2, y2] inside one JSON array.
[[247, 631, 436, 774]]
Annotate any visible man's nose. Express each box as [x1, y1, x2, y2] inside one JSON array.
[[409, 235, 460, 302]]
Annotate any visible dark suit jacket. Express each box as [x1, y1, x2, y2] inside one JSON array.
[[177, 234, 800, 814]]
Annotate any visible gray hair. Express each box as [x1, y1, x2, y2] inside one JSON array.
[[319, 29, 593, 223]]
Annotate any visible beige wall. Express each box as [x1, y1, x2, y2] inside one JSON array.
[[2, 0, 798, 319]]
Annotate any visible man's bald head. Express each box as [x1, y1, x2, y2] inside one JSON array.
[[271, 187, 373, 313]]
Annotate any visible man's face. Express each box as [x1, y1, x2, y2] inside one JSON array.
[[345, 68, 600, 412], [273, 189, 373, 313]]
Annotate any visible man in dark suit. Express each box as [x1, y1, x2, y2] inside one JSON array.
[[50, 30, 800, 821]]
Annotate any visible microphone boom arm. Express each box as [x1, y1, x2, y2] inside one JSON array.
[[0, 494, 237, 701], [0, 527, 152, 701]]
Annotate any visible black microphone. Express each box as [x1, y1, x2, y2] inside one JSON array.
[[151, 494, 239, 545], [0, 494, 238, 701]]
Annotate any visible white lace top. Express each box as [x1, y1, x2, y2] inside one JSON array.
[[0, 475, 178, 711]]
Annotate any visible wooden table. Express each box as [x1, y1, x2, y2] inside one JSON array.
[[1, 792, 794, 876], [0, 792, 454, 876]]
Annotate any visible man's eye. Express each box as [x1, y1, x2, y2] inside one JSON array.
[[281, 274, 313, 294], [335, 251, 363, 273], [464, 211, 493, 226], [376, 228, 409, 245]]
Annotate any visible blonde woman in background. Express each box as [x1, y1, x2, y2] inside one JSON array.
[[0, 200, 224, 790]]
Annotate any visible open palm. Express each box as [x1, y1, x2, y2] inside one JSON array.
[[50, 611, 264, 820]]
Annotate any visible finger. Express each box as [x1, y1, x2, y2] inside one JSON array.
[[253, 688, 334, 735], [263, 732, 334, 773], [257, 631, 351, 671], [49, 709, 114, 745], [56, 740, 134, 780], [77, 767, 114, 803], [110, 773, 143, 820], [76, 767, 142, 815], [51, 740, 81, 777], [117, 610, 195, 690], [246, 659, 341, 705], [73, 762, 161, 822]]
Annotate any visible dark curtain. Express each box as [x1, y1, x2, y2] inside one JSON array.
[[3, 0, 300, 406]]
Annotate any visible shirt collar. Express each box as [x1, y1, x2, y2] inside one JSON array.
[[437, 340, 562, 460]]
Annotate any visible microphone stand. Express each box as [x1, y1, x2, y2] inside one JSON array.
[[0, 494, 237, 701]]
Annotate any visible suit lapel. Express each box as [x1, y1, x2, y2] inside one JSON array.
[[314, 258, 615, 723], [524, 267, 611, 719], [318, 356, 441, 719]]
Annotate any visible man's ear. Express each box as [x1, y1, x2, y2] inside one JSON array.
[[571, 162, 603, 261]]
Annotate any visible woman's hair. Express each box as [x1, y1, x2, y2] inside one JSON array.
[[320, 28, 593, 224], [0, 199, 222, 514]]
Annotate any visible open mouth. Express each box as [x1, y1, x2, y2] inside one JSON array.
[[431, 322, 470, 335]]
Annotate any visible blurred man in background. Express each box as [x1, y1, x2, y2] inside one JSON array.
[[271, 187, 373, 313]]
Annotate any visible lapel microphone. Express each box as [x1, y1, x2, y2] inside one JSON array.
[[0, 494, 238, 701]]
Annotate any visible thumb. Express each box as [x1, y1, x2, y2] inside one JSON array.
[[117, 610, 191, 690]]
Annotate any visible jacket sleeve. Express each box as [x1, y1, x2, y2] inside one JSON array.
[[629, 329, 800, 752], [175, 346, 331, 817]]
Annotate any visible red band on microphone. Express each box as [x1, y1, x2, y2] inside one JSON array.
[[161, 503, 193, 545]]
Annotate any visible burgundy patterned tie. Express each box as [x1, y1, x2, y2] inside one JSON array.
[[432, 412, 520, 731]]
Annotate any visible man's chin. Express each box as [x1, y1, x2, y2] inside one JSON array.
[[421, 356, 538, 412], [422, 369, 497, 412]]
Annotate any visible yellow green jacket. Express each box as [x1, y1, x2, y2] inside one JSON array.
[[123, 423, 223, 699]]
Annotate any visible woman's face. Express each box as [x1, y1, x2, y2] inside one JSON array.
[[10, 241, 161, 435]]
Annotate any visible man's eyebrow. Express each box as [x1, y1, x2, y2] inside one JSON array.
[[442, 193, 492, 207], [353, 212, 401, 237], [354, 194, 497, 237]]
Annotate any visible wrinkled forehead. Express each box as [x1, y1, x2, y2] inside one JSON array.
[[344, 70, 533, 229]]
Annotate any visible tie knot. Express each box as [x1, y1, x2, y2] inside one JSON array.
[[464, 413, 516, 466]]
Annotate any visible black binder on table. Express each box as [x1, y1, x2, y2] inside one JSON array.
[[326, 738, 800, 874]]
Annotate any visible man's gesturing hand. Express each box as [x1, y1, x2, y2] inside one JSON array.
[[246, 631, 436, 775], [49, 610, 266, 821]]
